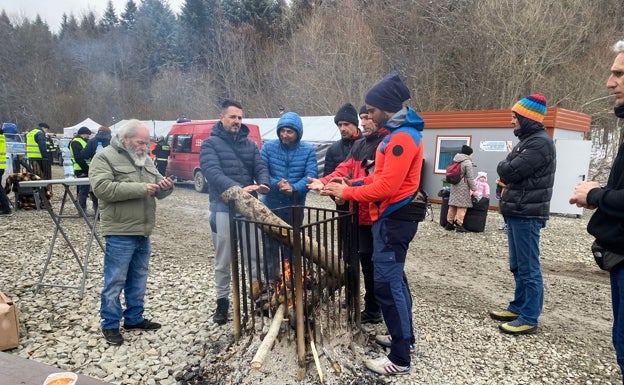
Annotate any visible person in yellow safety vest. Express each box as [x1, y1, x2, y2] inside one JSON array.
[[70, 126, 94, 214], [0, 130, 13, 215], [45, 133, 58, 164], [152, 136, 170, 176], [26, 123, 51, 179]]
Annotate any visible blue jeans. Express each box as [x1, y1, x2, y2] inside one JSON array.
[[372, 217, 418, 367], [610, 265, 624, 377], [100, 235, 151, 330], [505, 216, 546, 326]]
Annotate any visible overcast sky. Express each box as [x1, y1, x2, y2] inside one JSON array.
[[0, 0, 185, 32]]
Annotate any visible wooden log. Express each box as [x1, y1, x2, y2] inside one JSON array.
[[250, 303, 285, 369], [220, 186, 344, 282], [308, 322, 323, 383]]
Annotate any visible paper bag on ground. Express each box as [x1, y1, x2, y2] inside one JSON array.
[[0, 291, 19, 351]]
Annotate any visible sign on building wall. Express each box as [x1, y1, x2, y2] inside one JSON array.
[[479, 141, 513, 152]]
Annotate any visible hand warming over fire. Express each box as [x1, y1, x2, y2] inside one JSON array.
[[321, 180, 347, 199], [306, 177, 324, 191], [243, 184, 270, 194]]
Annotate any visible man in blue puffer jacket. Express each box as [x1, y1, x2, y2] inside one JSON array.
[[200, 99, 270, 325], [260, 112, 318, 280]]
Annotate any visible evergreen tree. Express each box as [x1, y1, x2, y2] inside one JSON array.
[[178, 0, 220, 69], [222, 0, 284, 39], [59, 13, 79, 40], [80, 12, 99, 38], [129, 0, 179, 83], [100, 1, 119, 32], [121, 0, 138, 31]]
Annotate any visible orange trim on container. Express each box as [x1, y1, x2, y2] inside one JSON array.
[[420, 107, 591, 134]]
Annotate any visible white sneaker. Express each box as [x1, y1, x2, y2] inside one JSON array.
[[364, 356, 410, 375], [374, 334, 417, 352]]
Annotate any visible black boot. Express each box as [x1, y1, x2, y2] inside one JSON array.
[[213, 297, 229, 325], [455, 222, 468, 233], [444, 221, 455, 231]]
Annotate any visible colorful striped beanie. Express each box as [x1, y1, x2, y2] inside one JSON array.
[[512, 94, 547, 123]]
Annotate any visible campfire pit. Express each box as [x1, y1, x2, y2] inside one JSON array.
[[221, 186, 360, 380]]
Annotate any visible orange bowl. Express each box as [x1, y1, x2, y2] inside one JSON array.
[[43, 372, 78, 385]]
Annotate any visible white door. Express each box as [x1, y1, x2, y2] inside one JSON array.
[[550, 139, 592, 216]]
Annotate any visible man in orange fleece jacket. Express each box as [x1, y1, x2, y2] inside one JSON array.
[[323, 71, 424, 376]]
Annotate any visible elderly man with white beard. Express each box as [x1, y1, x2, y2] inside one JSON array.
[[90, 119, 175, 345]]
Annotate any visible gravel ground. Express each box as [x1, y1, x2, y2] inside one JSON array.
[[0, 167, 621, 385]]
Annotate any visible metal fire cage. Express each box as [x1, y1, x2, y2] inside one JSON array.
[[228, 200, 359, 375]]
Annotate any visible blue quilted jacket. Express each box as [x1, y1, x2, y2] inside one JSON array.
[[260, 117, 317, 210]]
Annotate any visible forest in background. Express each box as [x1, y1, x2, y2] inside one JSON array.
[[1, 0, 623, 169]]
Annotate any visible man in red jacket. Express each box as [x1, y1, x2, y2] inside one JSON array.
[[323, 71, 424, 376]]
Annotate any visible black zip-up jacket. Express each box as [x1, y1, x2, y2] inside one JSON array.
[[497, 122, 556, 219], [323, 131, 362, 176], [587, 143, 624, 255]]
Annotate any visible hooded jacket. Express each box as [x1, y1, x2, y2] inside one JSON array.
[[81, 130, 112, 161], [200, 121, 269, 213], [448, 153, 477, 208], [260, 113, 318, 209], [89, 135, 172, 236], [341, 107, 424, 221], [497, 118, 556, 219]]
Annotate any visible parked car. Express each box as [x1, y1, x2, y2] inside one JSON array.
[[165, 120, 262, 193]]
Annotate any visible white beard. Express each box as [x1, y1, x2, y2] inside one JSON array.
[[123, 141, 148, 167], [130, 152, 148, 167]]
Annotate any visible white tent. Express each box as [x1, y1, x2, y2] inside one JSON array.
[[245, 116, 342, 144], [111, 120, 177, 138], [62, 118, 103, 138]]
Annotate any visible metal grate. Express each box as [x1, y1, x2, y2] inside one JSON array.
[[228, 201, 359, 376]]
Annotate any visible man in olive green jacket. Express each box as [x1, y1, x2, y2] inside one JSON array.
[[90, 119, 174, 345]]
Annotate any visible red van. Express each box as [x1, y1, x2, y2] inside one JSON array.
[[165, 120, 262, 192]]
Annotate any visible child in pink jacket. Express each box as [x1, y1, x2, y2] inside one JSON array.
[[474, 171, 490, 201]]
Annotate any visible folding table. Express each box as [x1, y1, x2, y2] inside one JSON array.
[[18, 178, 104, 299], [0, 352, 114, 384]]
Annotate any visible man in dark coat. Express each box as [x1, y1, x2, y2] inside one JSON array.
[[152, 136, 170, 176], [199, 99, 270, 325], [490, 94, 556, 335], [323, 103, 362, 176], [570, 40, 624, 381], [80, 126, 112, 213]]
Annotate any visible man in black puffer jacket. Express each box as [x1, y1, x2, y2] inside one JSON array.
[[200, 99, 270, 325], [490, 94, 556, 336]]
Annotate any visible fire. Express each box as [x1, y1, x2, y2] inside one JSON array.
[[277, 259, 295, 310]]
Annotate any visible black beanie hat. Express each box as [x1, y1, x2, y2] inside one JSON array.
[[359, 105, 368, 115], [461, 145, 473, 155], [334, 103, 359, 126], [364, 71, 411, 113], [77, 126, 92, 135]]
